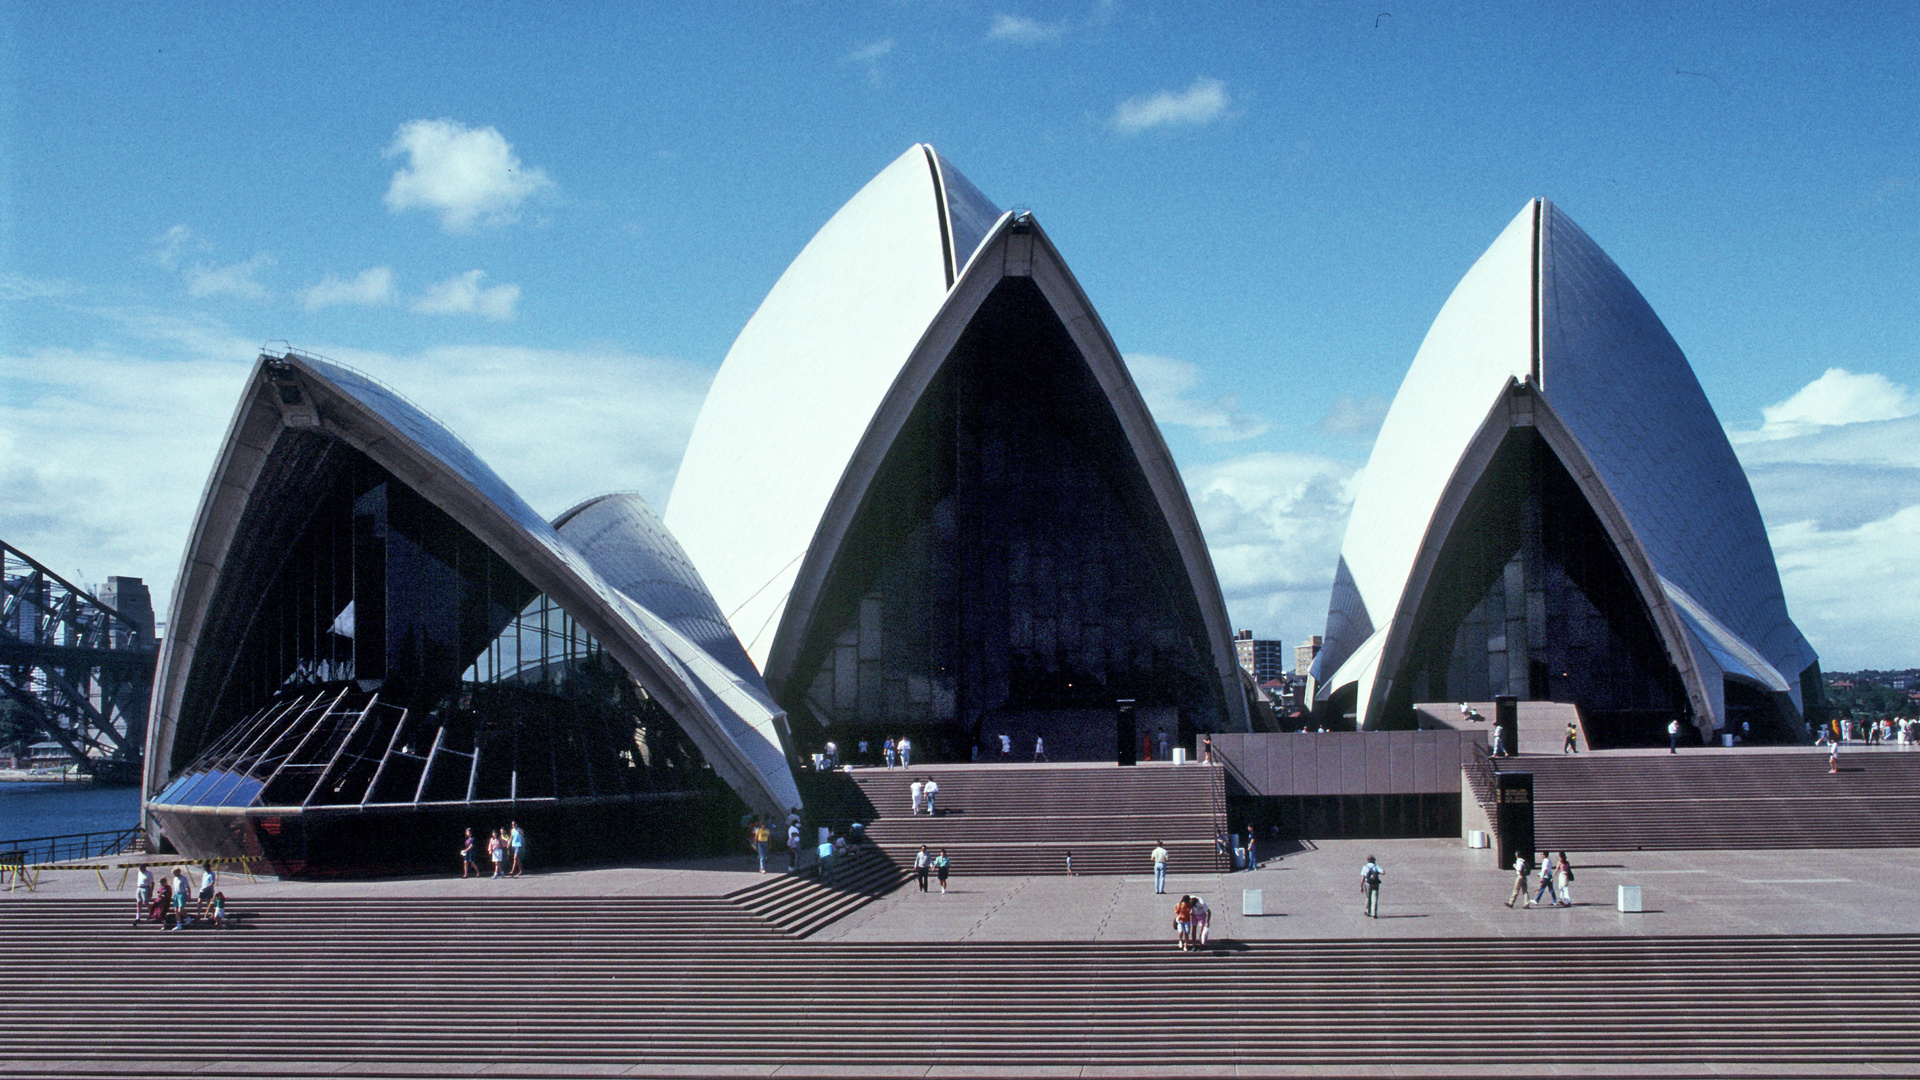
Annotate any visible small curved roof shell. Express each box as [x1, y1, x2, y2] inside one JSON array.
[[147, 351, 799, 822], [1315, 200, 1816, 736], [669, 144, 1248, 730]]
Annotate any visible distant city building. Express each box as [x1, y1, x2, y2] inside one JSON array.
[[1234, 630, 1291, 682], [1313, 199, 1820, 744], [1295, 635, 1322, 677]]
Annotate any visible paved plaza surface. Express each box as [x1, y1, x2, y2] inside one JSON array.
[[16, 833, 1918, 945]]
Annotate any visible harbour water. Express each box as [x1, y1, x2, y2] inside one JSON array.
[[0, 782, 142, 843]]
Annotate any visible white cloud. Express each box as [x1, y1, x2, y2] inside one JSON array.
[[183, 254, 273, 302], [384, 119, 554, 233], [989, 14, 1067, 43], [1731, 384, 1920, 668], [1125, 353, 1269, 442], [1315, 393, 1391, 440], [412, 270, 520, 321], [847, 38, 894, 63], [1109, 77, 1231, 135], [1735, 367, 1920, 443], [301, 267, 396, 312], [1186, 451, 1359, 642]]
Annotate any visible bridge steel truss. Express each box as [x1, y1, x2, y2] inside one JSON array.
[[0, 540, 156, 779]]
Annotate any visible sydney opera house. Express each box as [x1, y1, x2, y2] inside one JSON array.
[[141, 151, 1816, 872], [1311, 199, 1821, 746], [142, 146, 1252, 872]]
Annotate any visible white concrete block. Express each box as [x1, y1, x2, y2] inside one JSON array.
[[1242, 888, 1264, 916], [1467, 830, 1489, 848], [1617, 884, 1643, 913]]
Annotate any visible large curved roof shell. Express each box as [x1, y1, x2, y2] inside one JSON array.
[[666, 145, 1001, 666], [669, 145, 1248, 730], [1316, 200, 1815, 735], [147, 351, 800, 819]]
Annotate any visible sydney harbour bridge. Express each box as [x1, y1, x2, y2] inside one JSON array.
[[0, 540, 156, 785]]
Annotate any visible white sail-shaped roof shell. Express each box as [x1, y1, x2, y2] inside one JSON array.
[[667, 145, 999, 667], [147, 352, 800, 820], [669, 144, 1248, 729], [1317, 200, 1816, 735]]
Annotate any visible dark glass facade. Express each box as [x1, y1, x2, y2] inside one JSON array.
[[1383, 430, 1691, 743], [150, 439, 730, 874], [783, 278, 1222, 761]]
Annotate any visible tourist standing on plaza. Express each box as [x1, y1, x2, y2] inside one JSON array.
[[1202, 734, 1213, 764], [934, 849, 950, 893], [884, 737, 897, 767], [1553, 852, 1574, 906], [509, 821, 526, 876], [1505, 851, 1530, 908], [488, 830, 505, 878], [1245, 831, 1258, 871], [1361, 855, 1384, 918], [1158, 728, 1171, 761], [1174, 895, 1193, 951], [1034, 735, 1046, 762], [1668, 718, 1681, 753], [461, 828, 478, 878], [898, 735, 912, 767], [133, 865, 154, 926], [1829, 738, 1840, 774], [923, 777, 939, 816], [1491, 723, 1507, 757], [787, 819, 801, 871], [910, 777, 926, 815], [915, 845, 931, 891], [1564, 721, 1579, 754], [1065, 850, 1075, 875], [1000, 732, 1012, 756], [1151, 841, 1169, 893], [753, 819, 771, 873]]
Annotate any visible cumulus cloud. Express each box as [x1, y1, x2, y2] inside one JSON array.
[[1735, 367, 1920, 443], [1109, 77, 1231, 135], [301, 267, 396, 312], [384, 119, 554, 233], [989, 14, 1067, 43], [1186, 452, 1360, 641], [183, 254, 273, 302], [1730, 372, 1920, 667], [1125, 353, 1269, 442], [0, 300, 712, 627], [412, 270, 520, 321], [1315, 393, 1391, 440]]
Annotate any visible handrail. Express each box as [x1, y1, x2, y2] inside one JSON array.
[[0, 825, 143, 865]]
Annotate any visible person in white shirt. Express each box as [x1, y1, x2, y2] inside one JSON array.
[[910, 778, 925, 815], [1034, 736, 1046, 762], [1151, 842, 1169, 894], [923, 778, 939, 816], [898, 736, 912, 767]]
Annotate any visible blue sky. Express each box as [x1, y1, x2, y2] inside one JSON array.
[[2, 1, 1915, 668]]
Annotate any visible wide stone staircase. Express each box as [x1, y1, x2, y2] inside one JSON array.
[[1488, 749, 1920, 852], [4, 896, 1919, 1076], [809, 761, 1228, 877]]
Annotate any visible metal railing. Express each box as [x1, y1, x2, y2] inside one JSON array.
[[0, 825, 144, 866]]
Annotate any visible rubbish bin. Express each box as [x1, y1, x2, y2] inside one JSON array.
[[1173, 747, 1188, 765]]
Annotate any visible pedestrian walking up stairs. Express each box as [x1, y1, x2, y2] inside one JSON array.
[[1488, 749, 1920, 852], [725, 844, 908, 938], [824, 762, 1225, 876], [4, 897, 1920, 1077]]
